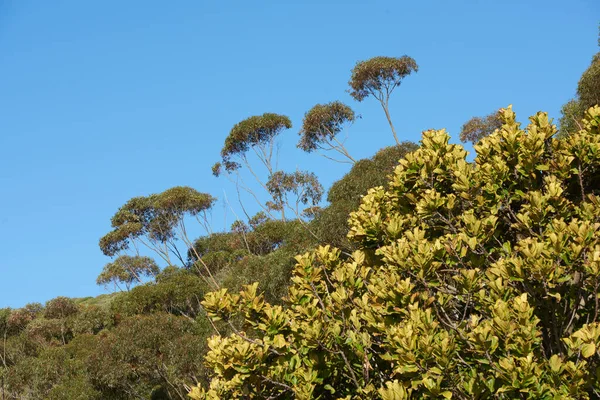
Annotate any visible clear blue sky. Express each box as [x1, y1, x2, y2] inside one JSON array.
[[0, 0, 598, 308]]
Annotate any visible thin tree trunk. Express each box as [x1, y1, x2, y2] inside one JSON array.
[[381, 101, 400, 145]]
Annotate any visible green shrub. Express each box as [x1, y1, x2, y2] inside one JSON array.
[[192, 106, 600, 399], [312, 142, 418, 251], [111, 269, 209, 317]]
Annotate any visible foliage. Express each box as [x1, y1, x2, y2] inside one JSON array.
[[111, 268, 209, 317], [298, 101, 357, 163], [560, 99, 586, 137], [73, 293, 116, 309], [87, 313, 207, 399], [99, 186, 215, 263], [312, 142, 418, 251], [72, 305, 113, 335], [4, 343, 100, 400], [218, 113, 292, 174], [266, 170, 324, 216], [44, 296, 79, 320], [578, 52, 600, 112], [348, 56, 418, 144], [188, 232, 249, 275], [192, 106, 600, 399], [559, 29, 600, 136], [348, 56, 419, 102], [459, 109, 503, 145], [96, 255, 160, 291], [213, 217, 317, 303], [4, 303, 43, 335]]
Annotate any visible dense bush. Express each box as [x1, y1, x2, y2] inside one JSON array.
[[87, 313, 207, 399], [312, 142, 418, 251], [111, 268, 209, 317], [193, 106, 600, 399]]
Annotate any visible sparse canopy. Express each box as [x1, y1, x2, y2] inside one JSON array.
[[96, 255, 160, 291], [266, 170, 324, 216], [348, 55, 418, 145], [298, 101, 357, 163], [213, 113, 293, 220], [348, 56, 419, 102], [459, 109, 503, 144], [99, 186, 216, 267], [217, 113, 292, 176]]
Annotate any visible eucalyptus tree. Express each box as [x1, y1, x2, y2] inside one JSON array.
[[96, 255, 160, 291], [265, 170, 324, 219], [298, 101, 357, 163], [99, 186, 218, 287], [348, 55, 418, 145], [212, 113, 295, 220]]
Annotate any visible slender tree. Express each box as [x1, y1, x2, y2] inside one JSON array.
[[298, 101, 357, 163], [99, 186, 218, 287], [213, 113, 292, 220], [348, 55, 418, 145]]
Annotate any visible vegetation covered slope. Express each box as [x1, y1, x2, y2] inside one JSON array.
[[1, 39, 599, 399], [0, 143, 417, 399]]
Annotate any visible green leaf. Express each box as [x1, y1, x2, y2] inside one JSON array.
[[582, 343, 596, 358], [549, 354, 562, 372]]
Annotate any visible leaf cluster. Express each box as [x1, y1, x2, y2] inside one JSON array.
[[348, 56, 418, 102], [218, 113, 292, 173], [99, 186, 215, 257], [559, 29, 600, 136], [298, 101, 356, 152]]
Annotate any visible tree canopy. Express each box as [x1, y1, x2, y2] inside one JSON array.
[[298, 101, 357, 163], [96, 255, 160, 291], [349, 56, 418, 145], [99, 186, 215, 267], [214, 113, 292, 176]]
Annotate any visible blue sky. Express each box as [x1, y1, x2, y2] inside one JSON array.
[[0, 0, 598, 308]]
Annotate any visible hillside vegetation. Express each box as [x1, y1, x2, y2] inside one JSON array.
[[1, 36, 599, 399]]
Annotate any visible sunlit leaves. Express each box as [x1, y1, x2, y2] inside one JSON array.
[[191, 106, 600, 399]]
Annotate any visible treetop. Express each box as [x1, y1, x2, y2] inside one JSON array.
[[348, 55, 418, 102]]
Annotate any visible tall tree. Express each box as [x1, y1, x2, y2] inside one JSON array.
[[213, 113, 292, 220], [348, 56, 418, 145], [99, 186, 217, 287], [298, 101, 357, 163]]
